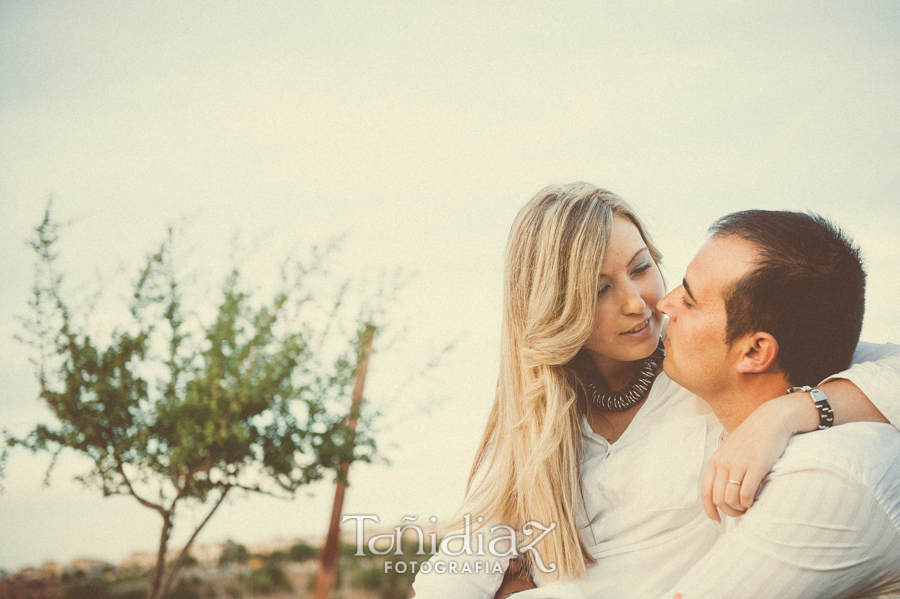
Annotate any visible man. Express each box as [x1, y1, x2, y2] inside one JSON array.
[[655, 210, 900, 598]]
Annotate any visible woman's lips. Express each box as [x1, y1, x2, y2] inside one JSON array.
[[621, 318, 650, 336]]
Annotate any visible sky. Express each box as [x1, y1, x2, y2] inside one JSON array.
[[1, 0, 899, 571]]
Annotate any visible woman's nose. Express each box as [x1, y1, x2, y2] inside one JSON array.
[[622, 283, 646, 314]]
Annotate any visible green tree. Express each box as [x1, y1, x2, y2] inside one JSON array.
[[5, 206, 377, 599], [248, 562, 292, 594], [288, 541, 318, 562], [218, 542, 251, 565]]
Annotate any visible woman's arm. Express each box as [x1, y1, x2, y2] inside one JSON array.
[[701, 341, 900, 521], [826, 341, 900, 426]]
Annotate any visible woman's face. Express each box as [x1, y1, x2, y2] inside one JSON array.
[[583, 216, 665, 377]]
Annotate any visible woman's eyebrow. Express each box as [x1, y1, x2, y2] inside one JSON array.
[[627, 247, 649, 265]]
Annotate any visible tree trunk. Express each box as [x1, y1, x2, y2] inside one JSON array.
[[156, 487, 231, 599], [147, 513, 173, 599], [313, 323, 376, 599]]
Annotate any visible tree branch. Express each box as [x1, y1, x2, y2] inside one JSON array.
[[158, 484, 232, 599], [227, 481, 296, 499], [116, 460, 166, 515]]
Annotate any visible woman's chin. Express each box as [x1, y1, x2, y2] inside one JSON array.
[[633, 326, 661, 358]]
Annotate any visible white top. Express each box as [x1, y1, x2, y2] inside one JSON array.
[[411, 342, 900, 599], [569, 373, 722, 599]]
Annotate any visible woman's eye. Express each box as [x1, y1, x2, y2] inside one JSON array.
[[632, 262, 650, 276], [598, 285, 611, 296], [680, 296, 692, 308]]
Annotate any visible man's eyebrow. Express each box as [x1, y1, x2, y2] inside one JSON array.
[[683, 278, 697, 303]]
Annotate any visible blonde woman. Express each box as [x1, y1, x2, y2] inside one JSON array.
[[412, 183, 900, 599]]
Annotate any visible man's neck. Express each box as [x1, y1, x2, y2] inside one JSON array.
[[713, 373, 793, 433]]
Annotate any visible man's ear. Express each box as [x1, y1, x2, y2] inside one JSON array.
[[735, 332, 779, 374]]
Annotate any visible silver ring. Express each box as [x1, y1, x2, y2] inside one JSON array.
[[728, 480, 742, 485]]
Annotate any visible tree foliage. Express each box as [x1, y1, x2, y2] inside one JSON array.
[[5, 206, 377, 599], [288, 541, 319, 562]]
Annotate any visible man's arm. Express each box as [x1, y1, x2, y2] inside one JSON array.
[[492, 558, 536, 599], [662, 443, 900, 599]]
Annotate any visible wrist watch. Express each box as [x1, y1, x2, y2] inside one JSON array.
[[786, 385, 835, 430]]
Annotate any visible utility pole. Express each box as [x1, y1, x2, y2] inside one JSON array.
[[313, 323, 376, 599]]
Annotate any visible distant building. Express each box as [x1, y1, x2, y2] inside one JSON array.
[[187, 542, 226, 566], [119, 551, 158, 571], [247, 537, 304, 555], [0, 569, 62, 599], [66, 559, 115, 580], [38, 565, 61, 581]]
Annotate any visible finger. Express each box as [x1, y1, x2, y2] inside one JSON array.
[[712, 466, 731, 518], [718, 502, 746, 518], [739, 469, 765, 509], [701, 461, 720, 522], [723, 472, 748, 515]]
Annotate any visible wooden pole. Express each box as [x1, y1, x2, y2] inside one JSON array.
[[313, 323, 376, 599]]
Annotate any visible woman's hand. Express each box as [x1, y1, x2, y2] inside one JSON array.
[[493, 558, 536, 599], [702, 378, 890, 522], [701, 393, 810, 522]]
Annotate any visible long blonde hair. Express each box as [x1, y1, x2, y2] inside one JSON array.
[[462, 182, 662, 580]]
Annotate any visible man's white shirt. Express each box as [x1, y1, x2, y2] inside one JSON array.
[[659, 422, 900, 599], [411, 342, 900, 599]]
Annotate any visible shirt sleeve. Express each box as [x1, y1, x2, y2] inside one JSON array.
[[411, 528, 509, 599], [656, 469, 900, 599], [411, 558, 506, 599], [822, 341, 900, 429]]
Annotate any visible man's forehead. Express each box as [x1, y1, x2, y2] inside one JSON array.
[[686, 235, 759, 297]]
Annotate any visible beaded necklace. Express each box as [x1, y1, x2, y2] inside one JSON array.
[[571, 338, 665, 411]]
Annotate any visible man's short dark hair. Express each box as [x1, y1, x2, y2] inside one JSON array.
[[709, 210, 866, 387]]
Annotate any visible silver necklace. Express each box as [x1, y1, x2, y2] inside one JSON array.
[[573, 339, 665, 411]]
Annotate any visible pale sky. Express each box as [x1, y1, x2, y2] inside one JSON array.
[[1, 1, 899, 570]]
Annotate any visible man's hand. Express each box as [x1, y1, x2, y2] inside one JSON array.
[[493, 558, 536, 599]]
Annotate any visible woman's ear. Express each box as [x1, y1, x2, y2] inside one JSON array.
[[735, 332, 779, 374]]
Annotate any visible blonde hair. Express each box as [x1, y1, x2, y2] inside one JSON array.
[[461, 182, 662, 580]]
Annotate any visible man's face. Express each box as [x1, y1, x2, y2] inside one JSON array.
[[657, 234, 759, 399]]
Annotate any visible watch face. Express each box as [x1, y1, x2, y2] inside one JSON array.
[[808, 388, 828, 403]]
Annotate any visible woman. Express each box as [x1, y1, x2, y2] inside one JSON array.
[[412, 183, 899, 598]]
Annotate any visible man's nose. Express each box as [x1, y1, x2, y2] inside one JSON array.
[[658, 288, 677, 317]]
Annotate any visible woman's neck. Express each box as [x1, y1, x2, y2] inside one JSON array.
[[584, 349, 642, 391]]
